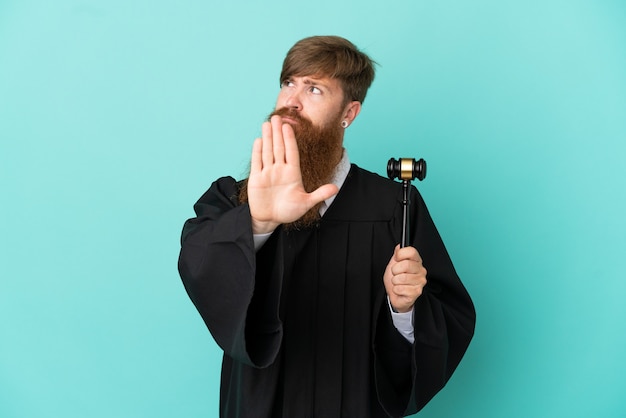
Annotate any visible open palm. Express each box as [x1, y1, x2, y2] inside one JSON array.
[[247, 115, 338, 234]]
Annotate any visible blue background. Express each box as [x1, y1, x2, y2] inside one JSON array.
[[1, 0, 625, 417]]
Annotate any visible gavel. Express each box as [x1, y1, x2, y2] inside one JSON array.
[[387, 158, 427, 248]]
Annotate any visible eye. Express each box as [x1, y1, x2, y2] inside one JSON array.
[[309, 86, 322, 95], [281, 80, 295, 88]]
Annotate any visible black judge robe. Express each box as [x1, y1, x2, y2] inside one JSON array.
[[178, 164, 475, 418]]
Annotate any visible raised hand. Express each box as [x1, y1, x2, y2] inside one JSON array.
[[383, 245, 428, 313], [247, 115, 339, 234]]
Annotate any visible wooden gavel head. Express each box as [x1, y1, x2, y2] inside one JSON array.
[[387, 158, 427, 181]]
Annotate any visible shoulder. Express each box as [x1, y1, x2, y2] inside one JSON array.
[[347, 164, 425, 202], [324, 164, 404, 221], [345, 164, 402, 199], [348, 164, 398, 188], [192, 176, 243, 216]]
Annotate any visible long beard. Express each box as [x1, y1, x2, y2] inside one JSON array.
[[239, 108, 345, 230]]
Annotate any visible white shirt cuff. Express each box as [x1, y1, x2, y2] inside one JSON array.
[[253, 232, 273, 251], [387, 296, 415, 344]]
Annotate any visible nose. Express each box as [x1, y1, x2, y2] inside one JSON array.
[[284, 90, 302, 111]]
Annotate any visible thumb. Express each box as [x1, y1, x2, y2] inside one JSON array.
[[393, 244, 401, 261], [308, 183, 339, 205]]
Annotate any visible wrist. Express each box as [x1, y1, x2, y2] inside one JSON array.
[[391, 305, 413, 314], [251, 218, 279, 235], [387, 295, 414, 314]]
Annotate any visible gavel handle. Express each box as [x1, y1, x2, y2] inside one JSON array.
[[401, 180, 410, 248]]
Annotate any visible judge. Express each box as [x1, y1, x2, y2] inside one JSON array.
[[178, 35, 475, 418]]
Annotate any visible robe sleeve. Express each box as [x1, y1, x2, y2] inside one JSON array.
[[375, 186, 476, 417], [177, 177, 283, 368]]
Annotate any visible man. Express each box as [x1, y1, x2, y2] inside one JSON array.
[[178, 35, 475, 417]]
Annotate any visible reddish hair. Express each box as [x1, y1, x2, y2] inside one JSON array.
[[280, 36, 376, 104]]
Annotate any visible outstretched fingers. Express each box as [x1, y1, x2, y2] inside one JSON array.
[[271, 116, 286, 164], [282, 122, 300, 167], [261, 120, 274, 169], [257, 116, 292, 169], [250, 137, 263, 174]]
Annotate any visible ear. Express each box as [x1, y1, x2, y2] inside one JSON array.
[[342, 101, 362, 126]]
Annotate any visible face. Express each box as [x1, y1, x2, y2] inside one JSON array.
[[275, 75, 359, 129]]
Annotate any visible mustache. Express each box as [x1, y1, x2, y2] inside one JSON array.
[[268, 107, 312, 125]]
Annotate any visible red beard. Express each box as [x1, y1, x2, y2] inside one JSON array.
[[239, 108, 345, 230], [268, 108, 344, 192]]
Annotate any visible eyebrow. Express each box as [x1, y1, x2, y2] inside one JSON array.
[[301, 77, 333, 92]]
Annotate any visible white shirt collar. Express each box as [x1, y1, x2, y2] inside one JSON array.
[[319, 150, 350, 216]]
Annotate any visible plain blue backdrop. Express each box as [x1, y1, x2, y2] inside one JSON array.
[[1, 0, 625, 417]]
